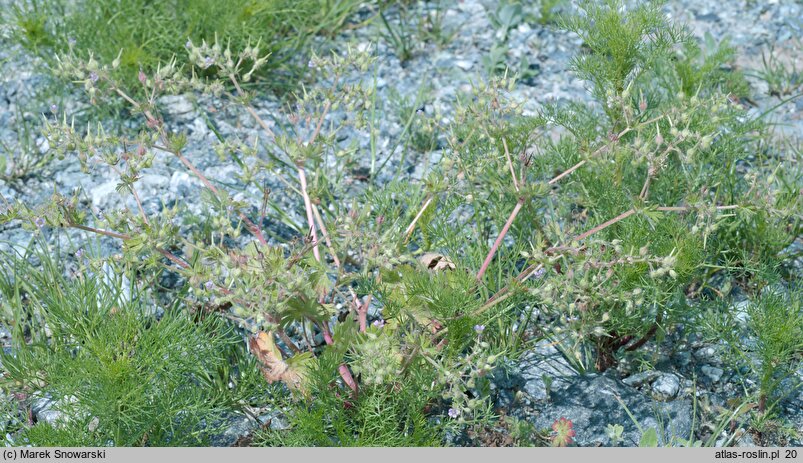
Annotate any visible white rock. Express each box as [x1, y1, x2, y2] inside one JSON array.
[[455, 59, 474, 71], [169, 171, 202, 196], [91, 180, 120, 208], [139, 174, 169, 191], [652, 373, 680, 400], [159, 95, 193, 115]]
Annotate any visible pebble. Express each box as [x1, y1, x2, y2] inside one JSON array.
[[695, 346, 717, 361], [623, 370, 661, 387], [702, 365, 725, 383], [652, 373, 681, 400]]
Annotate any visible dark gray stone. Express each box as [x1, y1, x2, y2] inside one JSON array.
[[530, 373, 693, 447], [31, 395, 80, 427], [701, 365, 724, 383], [209, 410, 289, 446], [518, 340, 580, 401]]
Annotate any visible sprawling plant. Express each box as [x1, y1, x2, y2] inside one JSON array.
[[1, 0, 799, 446], [0, 35, 505, 442], [406, 0, 800, 371]]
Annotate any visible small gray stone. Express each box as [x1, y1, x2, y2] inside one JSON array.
[[210, 414, 253, 447], [90, 180, 120, 209], [32, 395, 79, 427], [138, 174, 169, 192], [652, 373, 681, 401], [519, 340, 580, 401], [737, 430, 757, 447], [169, 171, 202, 197], [701, 365, 724, 383], [159, 95, 194, 116], [694, 346, 716, 361], [623, 370, 661, 387], [261, 411, 289, 430], [673, 350, 692, 367]]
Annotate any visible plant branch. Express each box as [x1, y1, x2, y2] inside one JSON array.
[[573, 208, 636, 242], [476, 198, 524, 282], [502, 138, 519, 192], [312, 203, 341, 269], [297, 167, 321, 262], [228, 74, 276, 138], [404, 196, 432, 241]]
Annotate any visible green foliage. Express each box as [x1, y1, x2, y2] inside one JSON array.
[[700, 275, 803, 416], [257, 351, 441, 446], [0, 108, 56, 183], [488, 2, 524, 42], [560, 0, 690, 124], [747, 288, 803, 410], [0, 243, 268, 446], [747, 45, 803, 97], [666, 32, 751, 99], [0, 36, 512, 446], [505, 0, 800, 371], [387, 86, 441, 155], [536, 0, 565, 25], [1, 0, 800, 447], [377, 0, 459, 62], [9, 0, 363, 93]]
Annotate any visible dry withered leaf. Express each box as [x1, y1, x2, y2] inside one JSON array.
[[419, 252, 456, 271], [249, 331, 308, 393]]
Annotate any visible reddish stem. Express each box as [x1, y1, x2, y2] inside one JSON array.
[[573, 208, 636, 242], [339, 364, 359, 395], [357, 295, 371, 333], [476, 198, 524, 282], [319, 321, 359, 397], [322, 322, 334, 345], [169, 145, 268, 246]]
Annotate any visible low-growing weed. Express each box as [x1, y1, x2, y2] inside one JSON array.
[[748, 44, 803, 97], [487, 2, 525, 43], [8, 0, 364, 93], [700, 277, 803, 416], [0, 108, 55, 184], [0, 240, 269, 446], [0, 0, 800, 448], [377, 0, 459, 63]]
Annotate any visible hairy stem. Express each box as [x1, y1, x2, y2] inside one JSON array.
[[502, 138, 520, 192], [229, 74, 276, 139], [116, 81, 268, 246]]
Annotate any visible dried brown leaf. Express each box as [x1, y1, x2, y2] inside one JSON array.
[[249, 331, 307, 393], [419, 252, 456, 271]]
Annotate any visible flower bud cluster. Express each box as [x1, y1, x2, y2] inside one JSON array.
[[350, 327, 403, 386], [186, 37, 269, 82]]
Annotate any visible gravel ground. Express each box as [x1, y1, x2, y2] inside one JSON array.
[[0, 0, 801, 447]]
